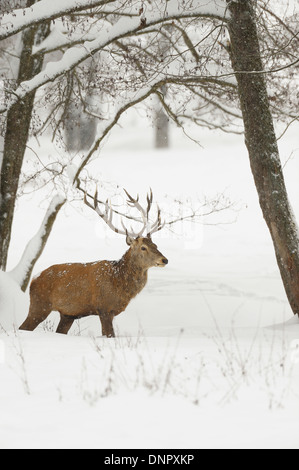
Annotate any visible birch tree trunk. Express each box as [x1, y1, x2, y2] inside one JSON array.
[[0, 4, 50, 270], [227, 0, 299, 315]]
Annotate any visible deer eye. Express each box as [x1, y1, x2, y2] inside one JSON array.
[[141, 246, 147, 251]]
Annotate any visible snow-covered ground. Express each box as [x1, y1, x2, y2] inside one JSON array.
[[1, 115, 299, 449]]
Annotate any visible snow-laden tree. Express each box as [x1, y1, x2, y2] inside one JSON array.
[[0, 0, 235, 290], [1, 0, 299, 320], [0, 0, 67, 290], [227, 0, 299, 316]]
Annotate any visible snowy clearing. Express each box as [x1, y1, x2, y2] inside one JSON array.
[[1, 119, 299, 449]]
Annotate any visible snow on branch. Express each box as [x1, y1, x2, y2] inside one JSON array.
[[9, 194, 66, 292], [73, 70, 234, 183], [0, 0, 228, 42], [0, 1, 228, 114], [74, 80, 165, 183], [0, 0, 115, 41]]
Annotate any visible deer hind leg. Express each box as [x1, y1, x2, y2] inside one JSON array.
[[19, 303, 52, 332], [99, 312, 115, 338], [56, 314, 75, 335]]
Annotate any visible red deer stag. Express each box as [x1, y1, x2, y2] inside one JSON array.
[[19, 189, 168, 337]]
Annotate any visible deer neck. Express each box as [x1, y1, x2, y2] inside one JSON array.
[[118, 249, 148, 285]]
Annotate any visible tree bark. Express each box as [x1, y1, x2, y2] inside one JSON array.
[[0, 3, 50, 270], [227, 0, 299, 315]]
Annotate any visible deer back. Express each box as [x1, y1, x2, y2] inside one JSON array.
[[29, 237, 167, 318]]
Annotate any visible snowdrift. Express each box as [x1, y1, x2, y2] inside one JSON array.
[[0, 271, 28, 332]]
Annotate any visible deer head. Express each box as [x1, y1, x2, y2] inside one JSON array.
[[84, 188, 168, 267], [126, 236, 168, 269]]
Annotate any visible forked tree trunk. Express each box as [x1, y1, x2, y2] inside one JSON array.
[[227, 0, 299, 315]]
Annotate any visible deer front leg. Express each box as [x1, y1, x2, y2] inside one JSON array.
[[99, 312, 115, 338], [56, 313, 75, 335]]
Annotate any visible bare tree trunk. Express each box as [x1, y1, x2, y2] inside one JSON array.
[[155, 86, 169, 149], [65, 96, 97, 153], [64, 99, 81, 152], [64, 61, 97, 153], [155, 109, 169, 148], [227, 0, 299, 315], [0, 4, 49, 270], [9, 194, 66, 292], [154, 34, 170, 149]]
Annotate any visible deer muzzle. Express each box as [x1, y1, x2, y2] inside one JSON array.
[[157, 257, 168, 267]]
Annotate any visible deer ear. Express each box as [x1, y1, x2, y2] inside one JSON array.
[[126, 233, 134, 246]]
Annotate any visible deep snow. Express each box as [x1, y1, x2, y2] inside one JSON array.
[[1, 116, 299, 449]]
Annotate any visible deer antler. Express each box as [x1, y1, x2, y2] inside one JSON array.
[[147, 205, 165, 237], [84, 188, 164, 238]]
